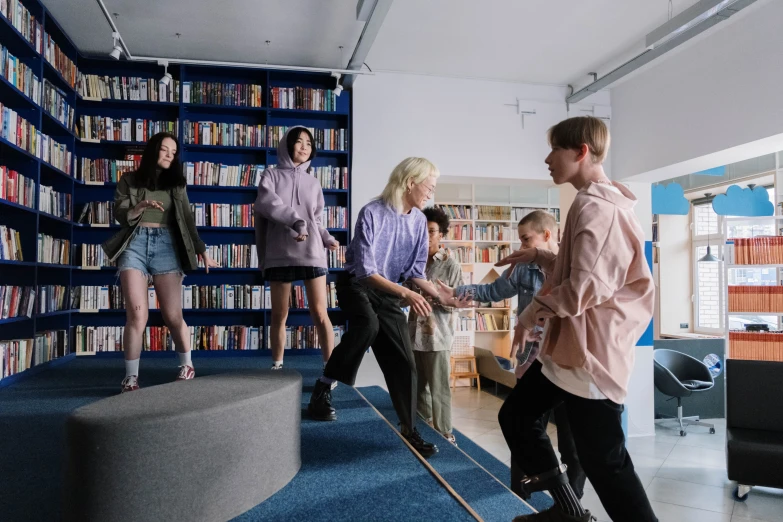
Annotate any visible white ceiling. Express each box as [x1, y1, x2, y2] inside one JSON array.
[[41, 0, 364, 68], [366, 0, 701, 85], [43, 0, 702, 85]]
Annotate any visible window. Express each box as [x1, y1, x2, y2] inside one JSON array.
[[692, 202, 724, 333]]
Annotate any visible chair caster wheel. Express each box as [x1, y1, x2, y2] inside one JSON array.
[[733, 486, 749, 502], [710, 427, 716, 434], [679, 430, 687, 437]]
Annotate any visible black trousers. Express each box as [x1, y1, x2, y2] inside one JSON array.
[[499, 361, 658, 522], [510, 399, 588, 498], [323, 274, 417, 430]]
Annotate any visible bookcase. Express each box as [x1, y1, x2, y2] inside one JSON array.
[[434, 182, 560, 359], [723, 215, 783, 362], [0, 0, 351, 386]]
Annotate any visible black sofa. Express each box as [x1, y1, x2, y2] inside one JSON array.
[[726, 359, 783, 501]]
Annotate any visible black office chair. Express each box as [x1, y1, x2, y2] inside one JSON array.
[[653, 349, 716, 437]]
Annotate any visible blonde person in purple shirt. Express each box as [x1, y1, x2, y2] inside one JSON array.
[[307, 157, 463, 459]]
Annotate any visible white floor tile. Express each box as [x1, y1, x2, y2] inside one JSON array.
[[649, 500, 732, 522], [730, 488, 783, 522], [460, 407, 502, 423], [677, 430, 727, 452], [579, 488, 612, 522], [626, 436, 676, 460], [656, 458, 731, 489], [627, 453, 666, 477], [451, 417, 499, 435], [667, 444, 727, 469], [646, 477, 734, 514]]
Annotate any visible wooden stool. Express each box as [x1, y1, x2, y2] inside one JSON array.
[[450, 354, 481, 391]]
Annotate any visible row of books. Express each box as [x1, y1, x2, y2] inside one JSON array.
[[182, 81, 262, 107], [77, 243, 113, 268], [447, 247, 474, 264], [0, 330, 69, 381], [311, 166, 349, 190], [476, 312, 510, 331], [1, 44, 42, 104], [76, 201, 115, 225], [76, 284, 268, 311], [728, 286, 783, 313], [437, 205, 472, 220], [730, 331, 783, 362], [288, 282, 338, 309], [476, 246, 512, 264], [38, 184, 71, 219], [476, 206, 511, 221], [1, 1, 44, 55], [323, 206, 348, 229], [183, 121, 266, 148], [328, 246, 346, 269], [446, 224, 473, 241], [185, 162, 264, 188], [37, 233, 69, 265], [77, 116, 178, 142], [78, 74, 180, 103], [475, 225, 512, 242], [37, 284, 68, 313], [0, 103, 73, 173], [189, 203, 254, 228], [511, 207, 561, 223], [727, 238, 783, 265], [456, 316, 475, 332], [198, 244, 257, 269], [0, 165, 35, 208], [267, 325, 345, 350], [77, 157, 139, 184], [268, 126, 348, 152], [73, 325, 264, 353], [43, 31, 77, 88], [43, 79, 74, 130], [270, 86, 339, 112], [0, 285, 34, 319], [0, 225, 22, 261]]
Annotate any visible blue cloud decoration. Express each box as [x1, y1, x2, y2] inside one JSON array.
[[712, 185, 774, 216], [652, 183, 689, 215]]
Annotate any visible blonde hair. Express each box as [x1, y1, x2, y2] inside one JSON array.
[[379, 157, 440, 213], [547, 116, 610, 164], [518, 210, 557, 235]]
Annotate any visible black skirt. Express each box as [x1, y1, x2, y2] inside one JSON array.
[[264, 266, 329, 282]]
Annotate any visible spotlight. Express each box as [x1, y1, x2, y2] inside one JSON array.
[[331, 71, 343, 97], [109, 32, 122, 60], [158, 60, 171, 86]]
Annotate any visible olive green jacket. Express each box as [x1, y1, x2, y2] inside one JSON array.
[[101, 172, 206, 270]]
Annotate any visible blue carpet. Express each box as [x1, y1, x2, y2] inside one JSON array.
[[0, 355, 475, 522], [359, 385, 555, 515]]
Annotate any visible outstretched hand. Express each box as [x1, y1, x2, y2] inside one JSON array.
[[496, 248, 537, 278]]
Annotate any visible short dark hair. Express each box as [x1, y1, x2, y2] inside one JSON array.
[[286, 127, 317, 163], [518, 210, 557, 234], [423, 207, 450, 235]]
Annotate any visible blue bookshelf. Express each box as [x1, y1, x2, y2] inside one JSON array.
[[0, 0, 351, 386]]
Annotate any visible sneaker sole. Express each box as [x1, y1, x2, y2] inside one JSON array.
[[416, 446, 438, 459]]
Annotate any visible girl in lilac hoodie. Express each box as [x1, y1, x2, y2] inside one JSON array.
[[254, 126, 340, 369]]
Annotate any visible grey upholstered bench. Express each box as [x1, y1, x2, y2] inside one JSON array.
[[63, 370, 302, 522]]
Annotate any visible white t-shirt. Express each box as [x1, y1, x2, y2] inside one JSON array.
[[539, 182, 620, 400]]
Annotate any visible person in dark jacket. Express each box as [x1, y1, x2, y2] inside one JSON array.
[[102, 132, 218, 393]]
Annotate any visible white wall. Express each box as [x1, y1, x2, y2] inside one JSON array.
[[610, 0, 783, 182], [658, 214, 693, 334], [351, 72, 609, 221]]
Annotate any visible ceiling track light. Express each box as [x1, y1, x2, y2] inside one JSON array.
[[331, 71, 343, 96], [109, 31, 122, 60], [158, 60, 172, 86]]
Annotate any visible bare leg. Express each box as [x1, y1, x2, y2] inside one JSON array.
[[153, 273, 190, 354], [304, 276, 334, 362], [270, 281, 292, 363], [121, 269, 149, 362]]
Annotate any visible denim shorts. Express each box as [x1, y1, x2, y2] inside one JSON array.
[[117, 226, 183, 279]]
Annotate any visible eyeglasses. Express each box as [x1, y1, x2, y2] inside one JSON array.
[[421, 184, 435, 198]]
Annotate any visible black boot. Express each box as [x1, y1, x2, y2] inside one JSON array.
[[308, 379, 337, 421], [402, 427, 438, 458]]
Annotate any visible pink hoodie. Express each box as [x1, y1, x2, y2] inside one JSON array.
[[518, 181, 654, 404], [254, 126, 335, 270]]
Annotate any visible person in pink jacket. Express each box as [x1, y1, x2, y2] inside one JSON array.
[[497, 116, 658, 522], [254, 126, 340, 370]]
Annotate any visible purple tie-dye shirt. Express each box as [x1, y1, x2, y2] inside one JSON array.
[[345, 199, 428, 283]]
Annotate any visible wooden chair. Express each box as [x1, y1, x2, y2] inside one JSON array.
[[450, 335, 481, 391]]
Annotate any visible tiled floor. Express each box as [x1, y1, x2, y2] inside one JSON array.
[[451, 387, 783, 522]]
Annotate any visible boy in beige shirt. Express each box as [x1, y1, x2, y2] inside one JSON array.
[[497, 116, 657, 522]]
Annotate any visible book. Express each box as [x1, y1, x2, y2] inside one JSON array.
[[0, 225, 23, 261]]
